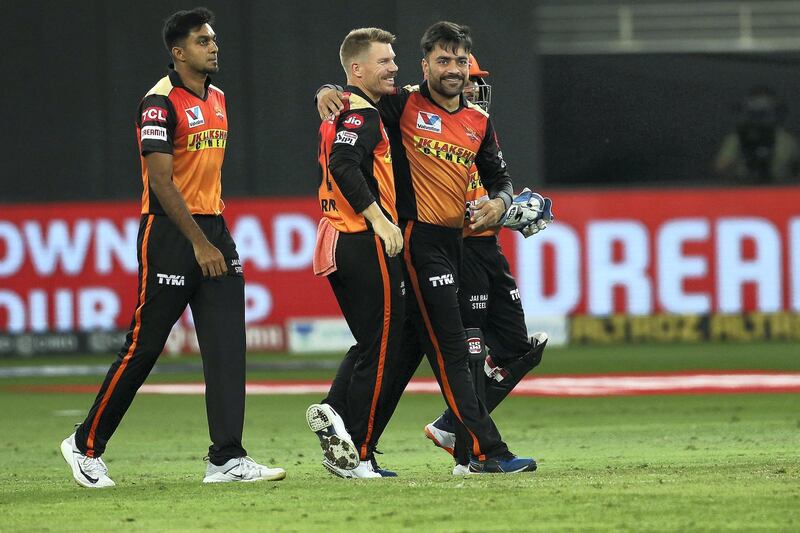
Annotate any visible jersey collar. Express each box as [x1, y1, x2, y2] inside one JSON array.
[[420, 80, 467, 114], [344, 85, 379, 106], [168, 65, 213, 101]]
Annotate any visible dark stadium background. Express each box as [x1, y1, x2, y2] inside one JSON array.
[[5, 0, 800, 203]]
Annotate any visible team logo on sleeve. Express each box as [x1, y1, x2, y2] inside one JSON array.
[[334, 131, 358, 146], [416, 111, 441, 133], [184, 106, 205, 128], [342, 113, 364, 130], [214, 105, 224, 119], [141, 106, 168, 123]]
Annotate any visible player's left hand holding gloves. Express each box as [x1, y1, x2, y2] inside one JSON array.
[[498, 188, 554, 238]]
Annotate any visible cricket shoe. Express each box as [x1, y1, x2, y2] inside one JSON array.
[[203, 456, 286, 483], [60, 433, 115, 488], [424, 416, 456, 457], [469, 452, 537, 474], [370, 456, 397, 477], [452, 463, 471, 476], [322, 459, 382, 479], [306, 403, 359, 469]]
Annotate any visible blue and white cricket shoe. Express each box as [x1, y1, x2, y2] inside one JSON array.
[[424, 415, 456, 457], [469, 452, 537, 474], [370, 457, 397, 477], [306, 403, 359, 470]]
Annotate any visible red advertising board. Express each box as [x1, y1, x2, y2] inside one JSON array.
[[502, 186, 800, 317], [0, 198, 338, 334], [1, 186, 798, 335]]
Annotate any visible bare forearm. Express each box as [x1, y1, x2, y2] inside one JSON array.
[[150, 177, 209, 246]]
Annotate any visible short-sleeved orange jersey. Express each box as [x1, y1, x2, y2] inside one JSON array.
[[136, 70, 228, 215]]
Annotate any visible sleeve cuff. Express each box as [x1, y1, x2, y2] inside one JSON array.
[[497, 191, 513, 211], [315, 84, 344, 101]]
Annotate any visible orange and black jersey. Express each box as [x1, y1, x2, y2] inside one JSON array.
[[463, 167, 500, 238], [317, 86, 397, 233], [136, 69, 228, 216], [375, 81, 513, 229]]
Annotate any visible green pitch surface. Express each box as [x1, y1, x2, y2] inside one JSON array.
[[1, 342, 799, 532]]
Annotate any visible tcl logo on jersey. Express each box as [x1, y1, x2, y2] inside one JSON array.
[[429, 273, 454, 287], [416, 111, 442, 133], [342, 114, 364, 130], [185, 106, 205, 128], [141, 107, 167, 123]]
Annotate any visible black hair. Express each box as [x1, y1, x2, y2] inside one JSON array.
[[163, 7, 215, 52], [420, 21, 472, 57]]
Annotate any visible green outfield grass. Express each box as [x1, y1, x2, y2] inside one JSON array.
[[1, 342, 798, 531]]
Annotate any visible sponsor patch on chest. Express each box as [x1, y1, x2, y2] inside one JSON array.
[[416, 111, 442, 133], [185, 106, 205, 128]]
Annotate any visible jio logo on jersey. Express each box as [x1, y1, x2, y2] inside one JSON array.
[[416, 111, 441, 133], [185, 106, 205, 128], [342, 114, 364, 130]]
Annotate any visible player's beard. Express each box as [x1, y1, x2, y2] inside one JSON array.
[[430, 74, 465, 97]]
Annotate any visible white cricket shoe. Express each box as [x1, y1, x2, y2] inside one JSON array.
[[203, 456, 286, 483], [60, 433, 116, 488], [306, 403, 359, 469], [322, 459, 382, 479], [424, 422, 456, 457], [452, 463, 471, 476]]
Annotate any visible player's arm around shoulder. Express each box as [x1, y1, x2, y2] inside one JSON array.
[[373, 85, 414, 127]]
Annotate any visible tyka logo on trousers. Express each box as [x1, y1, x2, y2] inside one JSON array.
[[428, 273, 454, 287], [157, 273, 185, 286]]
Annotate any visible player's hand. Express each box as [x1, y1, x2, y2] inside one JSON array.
[[317, 88, 347, 121], [516, 194, 554, 238], [372, 217, 404, 257], [469, 198, 506, 232], [520, 218, 549, 238], [193, 240, 227, 278]]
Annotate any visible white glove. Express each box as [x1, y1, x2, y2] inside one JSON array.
[[499, 188, 542, 230], [521, 218, 549, 237], [499, 188, 554, 238]]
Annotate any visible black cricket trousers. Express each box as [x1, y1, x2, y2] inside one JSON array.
[[459, 236, 530, 362], [386, 220, 509, 461], [75, 214, 248, 465], [323, 230, 405, 461]]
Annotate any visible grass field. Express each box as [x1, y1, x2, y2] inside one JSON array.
[[1, 342, 799, 532]]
